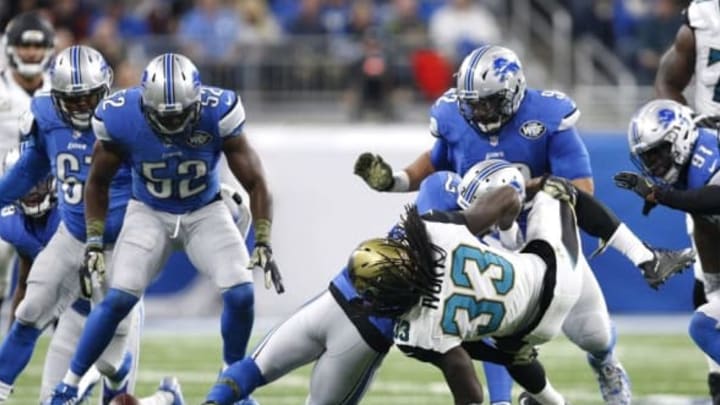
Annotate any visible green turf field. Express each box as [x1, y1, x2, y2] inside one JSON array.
[[6, 333, 711, 404]]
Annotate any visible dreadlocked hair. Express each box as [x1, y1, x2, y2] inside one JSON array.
[[398, 204, 446, 305]]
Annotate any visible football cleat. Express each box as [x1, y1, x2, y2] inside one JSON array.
[[158, 376, 185, 405], [518, 391, 570, 404], [234, 396, 260, 405], [47, 382, 78, 405], [587, 354, 631, 405], [102, 352, 133, 405], [639, 247, 695, 289]]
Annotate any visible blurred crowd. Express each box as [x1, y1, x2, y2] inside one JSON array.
[[0, 0, 697, 119]]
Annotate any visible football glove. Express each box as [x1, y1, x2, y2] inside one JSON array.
[[613, 171, 656, 199], [250, 243, 285, 294], [80, 240, 105, 298], [541, 175, 577, 206], [353, 152, 394, 191]]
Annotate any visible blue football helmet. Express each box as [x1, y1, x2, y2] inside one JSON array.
[[140, 53, 202, 139], [50, 45, 113, 130], [457, 159, 526, 209], [628, 99, 698, 185], [455, 45, 526, 133]]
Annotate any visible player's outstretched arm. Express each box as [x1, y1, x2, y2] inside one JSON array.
[[83, 140, 123, 297], [8, 255, 31, 329], [353, 150, 435, 192], [655, 24, 695, 102], [223, 135, 284, 294], [462, 185, 522, 236]]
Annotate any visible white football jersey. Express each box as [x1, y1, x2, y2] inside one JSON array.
[[0, 69, 50, 153], [394, 219, 547, 354], [688, 0, 720, 115]]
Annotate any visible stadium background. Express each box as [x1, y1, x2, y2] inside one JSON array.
[[0, 1, 709, 403], [0, 0, 687, 317]]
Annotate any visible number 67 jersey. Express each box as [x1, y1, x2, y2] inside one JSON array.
[[92, 85, 245, 213], [394, 192, 583, 356]]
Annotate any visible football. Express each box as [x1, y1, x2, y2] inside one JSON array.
[[108, 393, 140, 405]]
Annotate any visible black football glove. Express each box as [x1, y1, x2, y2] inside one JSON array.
[[249, 243, 284, 294], [353, 153, 394, 191], [613, 171, 655, 199], [540, 175, 577, 206]]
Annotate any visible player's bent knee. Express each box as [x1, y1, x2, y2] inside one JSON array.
[[222, 282, 254, 310], [15, 295, 52, 329], [102, 289, 140, 320]]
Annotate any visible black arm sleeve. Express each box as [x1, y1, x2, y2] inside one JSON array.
[[655, 185, 720, 215], [574, 188, 622, 241]]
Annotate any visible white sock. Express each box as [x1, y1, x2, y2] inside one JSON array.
[[139, 392, 174, 405], [0, 380, 12, 400], [62, 370, 82, 387], [531, 379, 565, 405], [607, 223, 654, 266], [707, 356, 720, 374]]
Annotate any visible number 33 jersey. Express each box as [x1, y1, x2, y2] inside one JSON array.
[[92, 86, 246, 214], [394, 218, 548, 355]]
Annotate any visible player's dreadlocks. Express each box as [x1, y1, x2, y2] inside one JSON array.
[[348, 204, 445, 317]]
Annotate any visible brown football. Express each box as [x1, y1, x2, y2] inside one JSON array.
[[108, 393, 140, 405]]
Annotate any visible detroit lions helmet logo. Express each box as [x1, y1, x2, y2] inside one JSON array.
[[657, 108, 675, 129], [186, 130, 212, 147], [519, 120, 546, 139], [492, 57, 520, 82]]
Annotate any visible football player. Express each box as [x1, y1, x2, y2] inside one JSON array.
[[0, 11, 55, 330], [616, 99, 720, 397], [654, 1, 720, 400], [49, 53, 279, 405], [353, 44, 681, 404], [0, 45, 141, 403], [351, 183, 588, 405]]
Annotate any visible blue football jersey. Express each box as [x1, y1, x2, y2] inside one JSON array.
[[0, 204, 60, 259], [683, 128, 720, 190], [429, 88, 591, 180], [93, 86, 246, 214], [415, 171, 461, 214], [0, 94, 132, 243]]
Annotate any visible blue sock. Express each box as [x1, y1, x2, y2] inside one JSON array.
[[221, 283, 254, 364], [70, 289, 138, 377], [0, 322, 41, 384], [483, 361, 513, 404], [206, 358, 265, 404], [690, 311, 720, 364]]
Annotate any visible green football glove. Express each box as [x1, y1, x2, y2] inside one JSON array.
[[353, 153, 394, 191]]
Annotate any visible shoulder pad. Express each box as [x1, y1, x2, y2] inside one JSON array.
[[522, 89, 580, 132], [29, 95, 59, 127], [430, 90, 462, 141], [687, 0, 720, 31]]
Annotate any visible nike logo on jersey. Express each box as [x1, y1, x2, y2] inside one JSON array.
[[162, 151, 183, 159], [67, 142, 87, 150]]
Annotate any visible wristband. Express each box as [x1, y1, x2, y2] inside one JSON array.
[[255, 218, 272, 246], [389, 171, 410, 192]]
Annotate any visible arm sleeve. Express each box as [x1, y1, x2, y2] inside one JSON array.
[[547, 126, 592, 180], [0, 144, 50, 206], [655, 185, 720, 215]]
